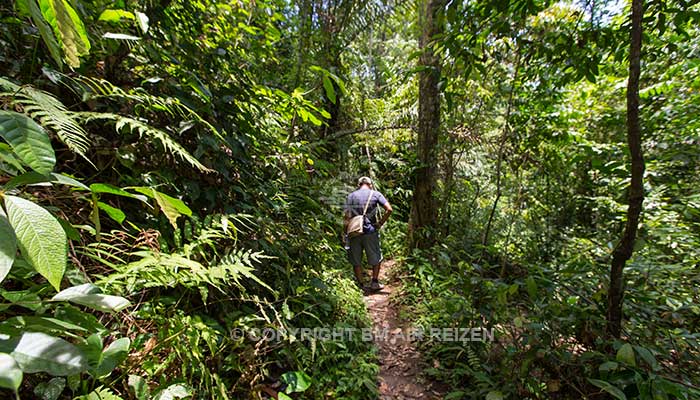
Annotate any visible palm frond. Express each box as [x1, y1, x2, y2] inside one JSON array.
[[0, 77, 91, 156], [76, 112, 212, 173]]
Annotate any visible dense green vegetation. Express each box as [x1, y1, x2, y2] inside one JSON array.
[[0, 0, 699, 399]]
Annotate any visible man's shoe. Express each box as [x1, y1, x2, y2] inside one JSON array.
[[370, 280, 384, 291], [354, 278, 365, 289]]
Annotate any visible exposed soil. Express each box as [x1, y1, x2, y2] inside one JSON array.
[[363, 259, 447, 400]]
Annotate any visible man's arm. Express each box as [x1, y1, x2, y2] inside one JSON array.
[[376, 201, 392, 229]]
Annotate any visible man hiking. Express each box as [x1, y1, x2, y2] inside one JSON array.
[[343, 176, 393, 291]]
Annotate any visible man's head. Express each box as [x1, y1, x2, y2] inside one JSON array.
[[357, 176, 373, 188]]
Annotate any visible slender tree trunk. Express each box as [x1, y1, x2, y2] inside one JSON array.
[[607, 0, 645, 338], [409, 0, 445, 249], [318, 0, 342, 150], [481, 50, 521, 257], [293, 0, 312, 89], [289, 0, 313, 142], [440, 136, 457, 237]]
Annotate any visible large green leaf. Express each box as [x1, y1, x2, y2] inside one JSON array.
[[0, 289, 41, 311], [281, 370, 311, 393], [97, 202, 126, 224], [133, 187, 191, 228], [0, 353, 22, 391], [0, 207, 16, 284], [92, 338, 130, 378], [153, 190, 191, 228], [4, 171, 89, 190], [616, 343, 636, 367], [587, 378, 627, 400], [633, 345, 659, 371], [485, 391, 504, 400], [54, 305, 107, 335], [10, 332, 87, 375], [128, 375, 150, 400], [52, 283, 131, 312], [0, 316, 87, 342], [152, 384, 192, 400], [90, 183, 148, 203], [0, 111, 56, 175], [15, 0, 30, 16], [1, 316, 88, 337], [98, 9, 135, 23], [26, 0, 63, 67], [0, 143, 25, 173], [34, 377, 65, 400], [322, 75, 336, 104], [38, 0, 91, 68], [4, 195, 66, 291]]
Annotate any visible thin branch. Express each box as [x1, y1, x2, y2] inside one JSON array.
[[310, 124, 415, 145]]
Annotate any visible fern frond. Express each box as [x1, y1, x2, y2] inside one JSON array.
[[92, 216, 274, 298], [98, 250, 207, 291], [0, 77, 91, 156], [76, 112, 212, 172], [217, 250, 274, 293], [182, 228, 228, 258], [62, 75, 223, 140], [98, 248, 272, 295]]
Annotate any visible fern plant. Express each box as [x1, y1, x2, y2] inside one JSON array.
[[76, 112, 212, 172], [0, 77, 90, 156], [62, 74, 223, 141], [0, 75, 212, 173], [89, 225, 273, 302]]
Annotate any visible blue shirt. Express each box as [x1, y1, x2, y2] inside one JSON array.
[[345, 188, 388, 234]]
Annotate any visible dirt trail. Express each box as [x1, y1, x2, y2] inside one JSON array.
[[363, 259, 446, 400]]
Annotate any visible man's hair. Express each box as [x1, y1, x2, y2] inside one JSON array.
[[357, 176, 373, 187]]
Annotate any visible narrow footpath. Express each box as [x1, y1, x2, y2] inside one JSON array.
[[364, 260, 447, 400]]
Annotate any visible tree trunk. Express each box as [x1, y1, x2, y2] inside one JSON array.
[[409, 0, 445, 249], [606, 0, 645, 339]]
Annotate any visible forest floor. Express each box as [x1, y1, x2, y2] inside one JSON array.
[[364, 259, 447, 400]]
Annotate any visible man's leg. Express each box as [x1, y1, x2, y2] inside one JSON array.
[[366, 232, 384, 290], [347, 235, 365, 288], [371, 263, 380, 281], [354, 265, 364, 286]]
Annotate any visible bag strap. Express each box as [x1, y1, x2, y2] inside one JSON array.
[[361, 191, 373, 216]]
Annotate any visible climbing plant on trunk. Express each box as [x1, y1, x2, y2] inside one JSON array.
[[409, 0, 444, 249], [606, 0, 645, 338]]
